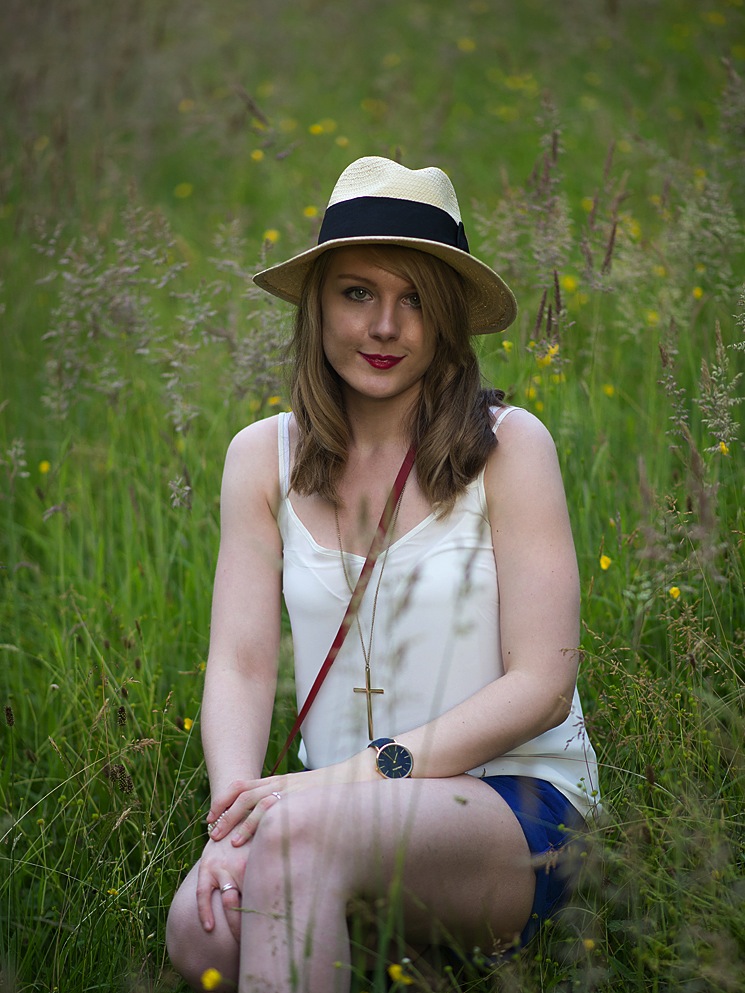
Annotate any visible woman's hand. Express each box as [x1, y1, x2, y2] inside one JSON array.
[[206, 750, 377, 847], [195, 833, 252, 940]]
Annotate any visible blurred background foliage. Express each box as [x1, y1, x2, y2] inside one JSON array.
[[1, 1, 744, 990]]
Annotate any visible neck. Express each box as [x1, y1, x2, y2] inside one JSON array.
[[342, 392, 418, 456]]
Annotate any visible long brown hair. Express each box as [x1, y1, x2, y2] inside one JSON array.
[[288, 246, 503, 513]]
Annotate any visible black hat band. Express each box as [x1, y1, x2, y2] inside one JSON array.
[[318, 196, 470, 254]]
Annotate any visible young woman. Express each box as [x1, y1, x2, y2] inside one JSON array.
[[166, 156, 600, 992]]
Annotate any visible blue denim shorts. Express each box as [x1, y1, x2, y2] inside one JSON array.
[[480, 775, 587, 949]]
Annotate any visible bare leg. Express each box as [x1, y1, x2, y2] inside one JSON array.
[[238, 776, 534, 993]]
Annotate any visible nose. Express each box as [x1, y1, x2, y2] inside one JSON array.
[[369, 297, 401, 342]]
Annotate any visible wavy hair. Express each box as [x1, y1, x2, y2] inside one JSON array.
[[288, 246, 503, 514]]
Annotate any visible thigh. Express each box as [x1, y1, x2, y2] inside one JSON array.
[[251, 773, 535, 950]]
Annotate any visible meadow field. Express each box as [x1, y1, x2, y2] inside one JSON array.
[[1, 0, 744, 990]]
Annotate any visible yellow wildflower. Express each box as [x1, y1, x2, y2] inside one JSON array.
[[526, 386, 538, 400], [178, 98, 195, 113], [602, 384, 615, 397], [39, 460, 51, 474], [308, 123, 325, 135], [251, 149, 265, 162], [693, 286, 704, 299], [174, 183, 193, 199], [719, 440, 730, 455], [457, 37, 476, 52], [107, 888, 119, 896], [703, 11, 726, 25], [622, 214, 641, 240], [335, 136, 350, 147], [319, 118, 337, 133], [645, 310, 660, 326], [382, 53, 401, 68], [263, 229, 280, 244], [599, 555, 612, 571], [583, 938, 596, 951], [303, 205, 319, 218], [183, 718, 194, 732], [536, 344, 560, 368], [669, 587, 681, 599], [534, 400, 544, 412], [581, 196, 595, 212], [34, 135, 50, 153], [279, 118, 298, 132], [201, 968, 223, 991], [653, 264, 667, 278], [561, 275, 578, 292], [387, 963, 414, 985], [501, 340, 513, 353], [617, 139, 632, 153], [268, 396, 282, 406]]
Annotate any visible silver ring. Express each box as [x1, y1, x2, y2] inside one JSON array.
[[271, 791, 282, 800], [220, 882, 238, 894]]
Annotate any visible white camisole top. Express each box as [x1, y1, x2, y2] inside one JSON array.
[[276, 408, 600, 819]]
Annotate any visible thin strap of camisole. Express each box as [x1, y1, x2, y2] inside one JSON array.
[[278, 412, 292, 498], [493, 404, 518, 434]]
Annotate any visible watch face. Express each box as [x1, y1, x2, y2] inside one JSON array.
[[376, 742, 413, 779]]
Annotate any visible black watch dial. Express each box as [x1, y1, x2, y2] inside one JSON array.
[[377, 742, 413, 779]]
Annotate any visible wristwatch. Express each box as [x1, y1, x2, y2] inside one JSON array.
[[368, 737, 414, 779]]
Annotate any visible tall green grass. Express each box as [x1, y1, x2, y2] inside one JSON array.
[[1, 1, 744, 989]]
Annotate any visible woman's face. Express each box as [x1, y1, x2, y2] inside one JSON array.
[[320, 247, 436, 408]]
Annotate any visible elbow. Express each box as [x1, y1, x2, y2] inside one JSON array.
[[544, 688, 574, 732]]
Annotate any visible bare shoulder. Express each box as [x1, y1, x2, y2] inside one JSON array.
[[484, 408, 565, 513], [221, 414, 284, 517], [489, 407, 558, 463]]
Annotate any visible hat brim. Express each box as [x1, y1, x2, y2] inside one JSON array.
[[253, 236, 517, 335]]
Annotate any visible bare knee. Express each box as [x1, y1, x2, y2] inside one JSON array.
[[246, 795, 345, 901], [166, 871, 239, 991]]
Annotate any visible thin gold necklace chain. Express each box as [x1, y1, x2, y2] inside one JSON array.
[[334, 482, 407, 671]]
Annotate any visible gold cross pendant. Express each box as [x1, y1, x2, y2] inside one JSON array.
[[354, 668, 384, 740]]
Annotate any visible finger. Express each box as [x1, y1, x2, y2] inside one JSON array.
[[207, 779, 258, 823], [231, 791, 281, 846], [207, 794, 257, 841], [196, 867, 218, 932], [220, 886, 242, 943]]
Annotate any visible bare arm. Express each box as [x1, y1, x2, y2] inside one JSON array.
[[202, 416, 283, 810], [396, 408, 581, 776]]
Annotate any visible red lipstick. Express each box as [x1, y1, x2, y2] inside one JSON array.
[[361, 354, 404, 370]]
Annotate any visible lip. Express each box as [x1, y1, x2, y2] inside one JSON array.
[[360, 354, 404, 370]]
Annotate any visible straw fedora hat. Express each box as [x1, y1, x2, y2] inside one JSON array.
[[253, 156, 517, 334]]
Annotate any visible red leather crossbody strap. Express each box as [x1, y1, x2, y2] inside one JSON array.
[[268, 445, 417, 775]]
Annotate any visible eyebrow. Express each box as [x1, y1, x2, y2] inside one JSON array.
[[332, 272, 416, 288]]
